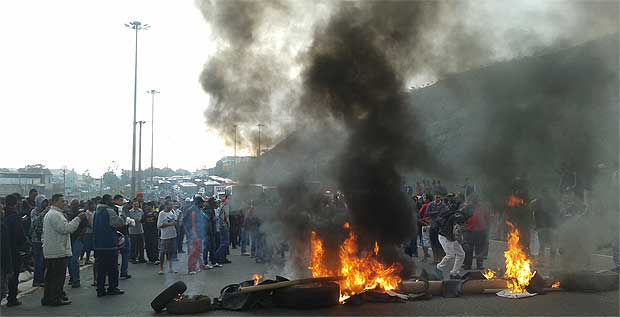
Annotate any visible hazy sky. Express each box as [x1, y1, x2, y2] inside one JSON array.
[[0, 0, 239, 177], [2, 0, 616, 178]]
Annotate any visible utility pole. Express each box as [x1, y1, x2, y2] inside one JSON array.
[[257, 123, 264, 157], [146, 89, 159, 187], [99, 178, 103, 196], [63, 167, 66, 197], [125, 20, 150, 200], [233, 124, 238, 180], [137, 120, 146, 193]]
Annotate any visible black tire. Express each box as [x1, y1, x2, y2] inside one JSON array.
[[559, 271, 619, 292], [273, 282, 340, 309], [166, 295, 212, 315], [151, 281, 187, 312]]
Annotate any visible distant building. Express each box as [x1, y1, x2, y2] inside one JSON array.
[[208, 156, 255, 179], [0, 168, 53, 196]]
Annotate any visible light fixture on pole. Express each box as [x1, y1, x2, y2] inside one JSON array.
[[125, 20, 150, 199], [146, 89, 159, 187]]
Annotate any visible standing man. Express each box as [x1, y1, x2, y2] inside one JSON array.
[[425, 194, 448, 264], [128, 201, 146, 264], [22, 189, 38, 237], [157, 202, 177, 275], [214, 199, 231, 264], [4, 194, 27, 307], [29, 194, 49, 288], [67, 199, 87, 288], [174, 201, 185, 254], [113, 195, 132, 279], [142, 202, 160, 264], [436, 204, 467, 279], [41, 194, 85, 306], [93, 194, 125, 297], [462, 195, 490, 270], [532, 189, 560, 267], [186, 196, 208, 274]]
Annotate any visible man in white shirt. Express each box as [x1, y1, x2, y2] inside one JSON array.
[[42, 194, 85, 306], [157, 202, 177, 274]]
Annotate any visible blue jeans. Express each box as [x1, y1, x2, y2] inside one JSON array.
[[120, 235, 131, 275], [32, 242, 45, 284], [214, 228, 230, 262], [240, 226, 249, 253], [69, 240, 83, 283]]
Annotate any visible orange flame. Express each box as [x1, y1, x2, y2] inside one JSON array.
[[506, 195, 524, 208], [252, 274, 263, 286], [309, 231, 335, 277], [310, 226, 402, 303], [551, 281, 560, 288], [504, 221, 535, 293], [482, 269, 496, 280]]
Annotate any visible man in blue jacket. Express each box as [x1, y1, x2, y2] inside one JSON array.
[[93, 194, 124, 297]]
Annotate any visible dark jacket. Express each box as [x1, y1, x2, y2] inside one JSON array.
[[5, 207, 27, 259], [1, 212, 14, 274], [67, 207, 87, 241], [93, 203, 123, 250]]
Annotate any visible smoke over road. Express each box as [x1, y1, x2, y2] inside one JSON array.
[[197, 0, 619, 276]]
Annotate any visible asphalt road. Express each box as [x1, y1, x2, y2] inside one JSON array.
[[2, 241, 618, 316]]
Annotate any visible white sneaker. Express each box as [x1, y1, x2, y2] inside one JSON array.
[[206, 264, 214, 270], [213, 263, 223, 268], [188, 271, 196, 275]]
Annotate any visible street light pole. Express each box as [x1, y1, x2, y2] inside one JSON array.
[[146, 89, 159, 187], [137, 120, 146, 193], [125, 20, 150, 200], [233, 124, 238, 179], [257, 123, 264, 157]]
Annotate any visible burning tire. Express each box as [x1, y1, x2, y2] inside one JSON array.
[[558, 271, 619, 292], [166, 295, 212, 315], [151, 281, 188, 312], [273, 282, 340, 309]]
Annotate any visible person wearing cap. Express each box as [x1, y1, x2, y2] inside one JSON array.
[[135, 192, 145, 209]]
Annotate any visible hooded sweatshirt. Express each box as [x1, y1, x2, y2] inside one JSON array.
[[30, 194, 48, 243]]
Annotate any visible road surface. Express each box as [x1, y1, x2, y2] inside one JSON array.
[[2, 240, 618, 316]]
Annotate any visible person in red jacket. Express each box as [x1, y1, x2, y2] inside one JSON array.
[[462, 195, 490, 270]]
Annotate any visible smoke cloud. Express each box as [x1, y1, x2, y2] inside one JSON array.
[[197, 0, 619, 276]]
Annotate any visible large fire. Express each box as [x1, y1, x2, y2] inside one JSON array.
[[309, 223, 402, 302], [504, 221, 535, 293]]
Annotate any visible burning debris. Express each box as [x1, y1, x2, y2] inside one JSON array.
[[503, 221, 536, 294], [309, 224, 402, 303]]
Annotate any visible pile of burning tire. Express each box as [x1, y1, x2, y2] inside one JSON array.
[[150, 277, 342, 314]]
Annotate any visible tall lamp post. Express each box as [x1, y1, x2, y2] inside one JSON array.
[[233, 124, 238, 179], [125, 20, 150, 199], [257, 123, 264, 157], [137, 120, 146, 193], [146, 89, 159, 187]]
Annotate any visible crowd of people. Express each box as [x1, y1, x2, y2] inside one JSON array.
[[404, 176, 620, 280], [0, 189, 268, 308]]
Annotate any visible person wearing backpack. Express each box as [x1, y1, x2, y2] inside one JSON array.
[[436, 205, 467, 280]]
